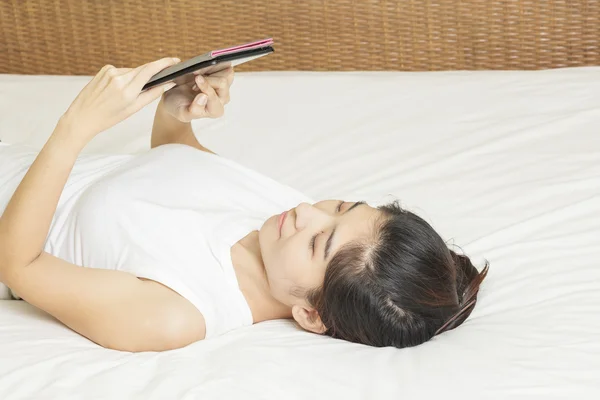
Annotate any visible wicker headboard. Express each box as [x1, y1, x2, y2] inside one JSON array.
[[1, 0, 599, 75]]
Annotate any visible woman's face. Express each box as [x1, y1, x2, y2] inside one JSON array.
[[258, 200, 382, 307]]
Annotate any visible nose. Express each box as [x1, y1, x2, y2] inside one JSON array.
[[294, 202, 331, 231]]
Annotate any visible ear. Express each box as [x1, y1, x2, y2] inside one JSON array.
[[291, 304, 327, 334]]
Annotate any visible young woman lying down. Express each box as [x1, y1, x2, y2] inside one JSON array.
[[0, 57, 488, 352]]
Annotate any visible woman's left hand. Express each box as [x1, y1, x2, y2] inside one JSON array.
[[160, 67, 234, 123], [61, 57, 181, 143]]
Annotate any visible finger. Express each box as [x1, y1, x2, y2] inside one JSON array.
[[96, 65, 130, 84], [96, 64, 115, 78], [204, 76, 230, 105], [85, 65, 113, 91], [192, 75, 224, 118], [114, 67, 133, 75], [129, 57, 180, 91], [101, 67, 132, 83], [174, 93, 208, 123], [99, 65, 131, 81], [180, 93, 210, 122], [90, 66, 132, 96], [135, 81, 177, 111]]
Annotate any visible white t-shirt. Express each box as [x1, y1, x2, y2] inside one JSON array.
[[0, 143, 314, 338]]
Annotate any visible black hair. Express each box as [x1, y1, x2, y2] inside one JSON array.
[[307, 200, 489, 348]]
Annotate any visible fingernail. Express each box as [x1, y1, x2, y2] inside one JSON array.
[[173, 57, 180, 63], [192, 84, 198, 91], [196, 94, 207, 105], [196, 75, 204, 84]]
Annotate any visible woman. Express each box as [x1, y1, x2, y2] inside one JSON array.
[[0, 57, 489, 352]]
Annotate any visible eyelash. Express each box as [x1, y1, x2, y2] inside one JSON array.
[[310, 201, 344, 253]]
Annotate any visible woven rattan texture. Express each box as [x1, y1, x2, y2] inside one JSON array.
[[1, 0, 599, 74]]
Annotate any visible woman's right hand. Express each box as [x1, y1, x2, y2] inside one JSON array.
[[160, 66, 234, 123], [60, 57, 181, 144]]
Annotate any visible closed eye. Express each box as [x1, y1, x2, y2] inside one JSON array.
[[310, 201, 345, 253], [310, 234, 318, 252]]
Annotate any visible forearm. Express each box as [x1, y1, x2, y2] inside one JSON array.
[[0, 120, 85, 276], [151, 99, 215, 154]]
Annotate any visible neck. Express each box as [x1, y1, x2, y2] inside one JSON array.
[[231, 230, 292, 323]]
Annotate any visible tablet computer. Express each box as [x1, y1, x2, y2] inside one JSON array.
[[142, 38, 274, 91]]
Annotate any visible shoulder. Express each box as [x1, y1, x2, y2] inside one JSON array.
[[128, 278, 207, 351], [97, 278, 207, 352]]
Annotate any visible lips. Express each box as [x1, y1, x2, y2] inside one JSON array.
[[278, 211, 288, 237]]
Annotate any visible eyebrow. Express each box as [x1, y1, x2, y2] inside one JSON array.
[[324, 201, 366, 260]]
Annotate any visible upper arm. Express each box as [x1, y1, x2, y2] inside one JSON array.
[[6, 252, 206, 351]]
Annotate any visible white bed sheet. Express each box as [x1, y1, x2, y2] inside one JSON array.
[[0, 69, 599, 399]]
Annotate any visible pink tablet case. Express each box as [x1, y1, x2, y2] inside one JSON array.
[[211, 38, 274, 58]]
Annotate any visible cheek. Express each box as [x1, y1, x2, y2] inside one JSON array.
[[272, 242, 303, 276], [259, 233, 304, 279], [277, 247, 321, 292], [258, 223, 324, 290]]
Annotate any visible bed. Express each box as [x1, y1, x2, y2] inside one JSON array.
[[1, 1, 600, 399]]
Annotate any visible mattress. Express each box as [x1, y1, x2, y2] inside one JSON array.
[[0, 68, 599, 399]]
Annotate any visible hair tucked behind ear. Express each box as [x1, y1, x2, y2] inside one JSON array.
[[306, 200, 489, 348]]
